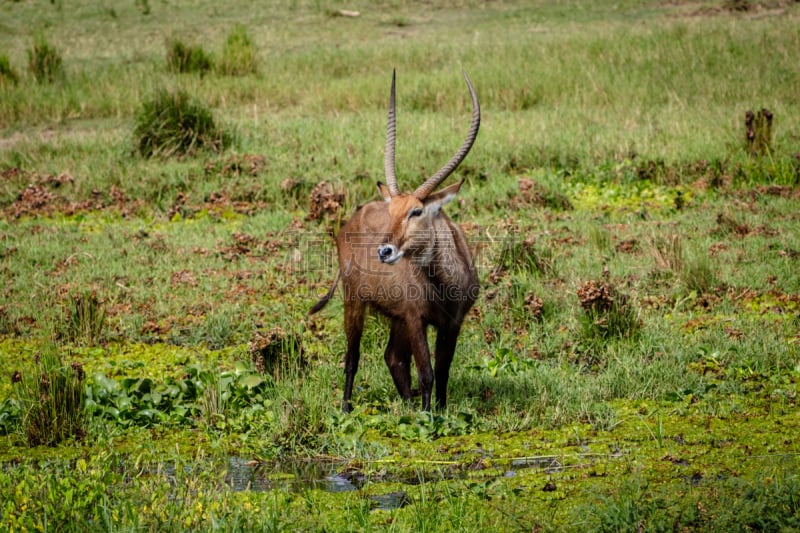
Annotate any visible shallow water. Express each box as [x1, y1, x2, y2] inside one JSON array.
[[226, 456, 357, 492], [226, 448, 623, 501]]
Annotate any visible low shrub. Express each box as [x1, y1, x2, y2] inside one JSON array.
[[133, 89, 231, 157]]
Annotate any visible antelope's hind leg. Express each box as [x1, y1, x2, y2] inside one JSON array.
[[342, 300, 366, 413], [433, 324, 462, 410]]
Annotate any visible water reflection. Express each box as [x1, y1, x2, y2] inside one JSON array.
[[226, 456, 356, 492]]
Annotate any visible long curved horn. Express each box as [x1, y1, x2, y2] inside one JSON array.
[[413, 71, 480, 200], [384, 69, 400, 197]]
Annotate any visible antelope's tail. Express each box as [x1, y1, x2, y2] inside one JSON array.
[[308, 270, 341, 315]]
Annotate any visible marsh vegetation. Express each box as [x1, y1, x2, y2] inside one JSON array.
[[1, 0, 799, 530]]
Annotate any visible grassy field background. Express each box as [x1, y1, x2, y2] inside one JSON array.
[[1, 0, 800, 530]]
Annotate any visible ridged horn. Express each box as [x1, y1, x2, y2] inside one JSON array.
[[384, 69, 400, 197], [413, 71, 480, 200]]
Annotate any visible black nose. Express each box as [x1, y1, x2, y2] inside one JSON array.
[[378, 245, 393, 261]]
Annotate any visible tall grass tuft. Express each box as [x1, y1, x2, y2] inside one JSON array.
[[198, 371, 231, 429], [62, 290, 105, 345], [165, 39, 213, 74], [0, 54, 19, 86], [588, 225, 611, 255], [14, 343, 86, 446], [681, 250, 716, 294], [745, 108, 773, 156], [490, 237, 554, 281], [650, 233, 684, 273], [28, 36, 64, 83], [217, 25, 257, 76], [249, 326, 305, 381], [133, 89, 231, 157], [577, 280, 640, 341], [270, 384, 328, 451]]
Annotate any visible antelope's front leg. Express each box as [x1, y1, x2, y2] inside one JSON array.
[[407, 319, 434, 411], [433, 324, 461, 410], [384, 319, 413, 402]]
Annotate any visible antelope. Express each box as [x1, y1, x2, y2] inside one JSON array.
[[310, 70, 480, 412]]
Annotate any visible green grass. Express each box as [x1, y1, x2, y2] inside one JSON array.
[[1, 0, 799, 530]]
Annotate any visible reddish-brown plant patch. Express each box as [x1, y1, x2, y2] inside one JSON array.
[[306, 181, 343, 222], [615, 238, 639, 254], [205, 153, 267, 178], [525, 293, 544, 320], [170, 270, 198, 287], [4, 179, 144, 219], [577, 280, 617, 314]]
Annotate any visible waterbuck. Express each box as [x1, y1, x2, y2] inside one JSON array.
[[310, 70, 480, 412]]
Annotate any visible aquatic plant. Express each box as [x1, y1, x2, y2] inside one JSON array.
[[61, 290, 105, 346], [13, 343, 85, 446]]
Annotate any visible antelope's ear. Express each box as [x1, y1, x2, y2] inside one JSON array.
[[377, 182, 392, 202], [423, 180, 462, 213]]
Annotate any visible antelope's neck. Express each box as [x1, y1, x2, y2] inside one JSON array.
[[427, 218, 475, 288]]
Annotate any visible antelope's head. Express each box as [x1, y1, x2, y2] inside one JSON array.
[[375, 70, 480, 265]]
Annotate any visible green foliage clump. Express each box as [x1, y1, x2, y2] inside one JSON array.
[[217, 24, 257, 76], [473, 346, 538, 378], [27, 36, 64, 83], [0, 54, 19, 86], [133, 89, 231, 157], [13, 344, 86, 446], [0, 397, 20, 435], [82, 363, 271, 430], [165, 39, 213, 74]]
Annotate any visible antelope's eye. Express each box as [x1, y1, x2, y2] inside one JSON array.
[[408, 207, 423, 218]]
